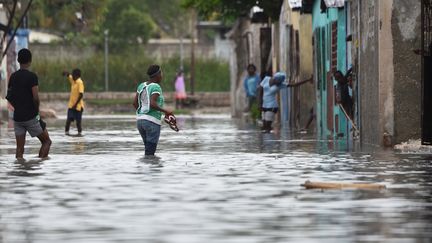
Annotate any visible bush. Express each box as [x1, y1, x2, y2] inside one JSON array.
[[32, 50, 230, 92]]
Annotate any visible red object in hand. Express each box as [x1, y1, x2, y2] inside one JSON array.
[[164, 114, 179, 132]]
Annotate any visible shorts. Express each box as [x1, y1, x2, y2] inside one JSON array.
[[175, 91, 187, 99], [262, 107, 278, 122], [67, 108, 83, 122], [14, 117, 45, 137]]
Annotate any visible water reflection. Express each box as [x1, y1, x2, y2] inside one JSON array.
[[0, 115, 431, 242], [7, 159, 45, 177]]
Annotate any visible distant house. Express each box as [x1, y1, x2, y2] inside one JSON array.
[[29, 30, 62, 44]]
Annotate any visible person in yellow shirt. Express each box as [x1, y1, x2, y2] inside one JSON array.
[[62, 69, 85, 136]]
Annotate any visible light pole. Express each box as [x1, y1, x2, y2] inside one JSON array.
[[190, 9, 196, 95], [180, 35, 184, 70], [104, 29, 109, 92]]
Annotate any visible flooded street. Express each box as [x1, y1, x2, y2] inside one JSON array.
[[0, 115, 431, 243]]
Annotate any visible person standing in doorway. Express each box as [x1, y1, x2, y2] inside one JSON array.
[[6, 48, 52, 159], [63, 69, 85, 136], [258, 72, 286, 133], [334, 70, 354, 119], [243, 64, 260, 112], [173, 69, 187, 109], [133, 65, 173, 157]]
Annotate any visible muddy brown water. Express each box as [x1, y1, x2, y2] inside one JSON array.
[[0, 115, 431, 243]]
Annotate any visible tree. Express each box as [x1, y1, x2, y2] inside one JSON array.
[[29, 0, 109, 33], [103, 0, 156, 49], [27, 0, 194, 48], [181, 0, 283, 21]]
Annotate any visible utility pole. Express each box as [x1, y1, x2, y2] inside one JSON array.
[[190, 9, 196, 95], [180, 35, 184, 70], [104, 29, 109, 92]]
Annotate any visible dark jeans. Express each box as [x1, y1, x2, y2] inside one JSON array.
[[66, 108, 83, 133], [137, 119, 161, 155]]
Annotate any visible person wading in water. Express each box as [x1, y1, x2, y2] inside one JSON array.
[[6, 48, 52, 159], [63, 68, 85, 136], [133, 65, 174, 157], [257, 72, 286, 133]]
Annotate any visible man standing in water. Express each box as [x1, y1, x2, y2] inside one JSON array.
[[63, 69, 85, 136], [6, 48, 52, 159], [133, 65, 173, 157]]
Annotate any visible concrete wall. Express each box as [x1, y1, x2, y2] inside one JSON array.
[[29, 44, 97, 60], [351, 0, 421, 146], [378, 0, 396, 146], [39, 92, 230, 107], [353, 0, 381, 145], [30, 40, 230, 61], [228, 18, 266, 117], [278, 1, 315, 129], [391, 0, 422, 144]]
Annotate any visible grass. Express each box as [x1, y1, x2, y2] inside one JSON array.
[[32, 48, 230, 93], [86, 99, 132, 106]]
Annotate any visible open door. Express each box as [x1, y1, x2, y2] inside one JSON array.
[[422, 0, 432, 145], [260, 27, 272, 75]]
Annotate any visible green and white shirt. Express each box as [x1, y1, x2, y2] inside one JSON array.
[[136, 82, 164, 125]]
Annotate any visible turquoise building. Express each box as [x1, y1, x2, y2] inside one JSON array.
[[311, 0, 353, 145]]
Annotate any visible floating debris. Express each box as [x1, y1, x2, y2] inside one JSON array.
[[301, 180, 386, 190]]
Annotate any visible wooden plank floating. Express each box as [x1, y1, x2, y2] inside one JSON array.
[[301, 180, 386, 190]]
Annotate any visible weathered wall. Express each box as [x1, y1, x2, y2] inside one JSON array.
[[391, 0, 422, 144], [29, 44, 96, 60], [278, 1, 315, 129], [352, 0, 381, 145], [297, 14, 315, 128], [30, 41, 228, 61], [378, 0, 395, 146], [229, 19, 249, 118], [352, 0, 421, 146], [39, 92, 230, 107], [144, 43, 219, 61], [228, 18, 265, 117]]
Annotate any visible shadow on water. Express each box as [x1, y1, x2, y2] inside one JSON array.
[[138, 156, 164, 169], [0, 115, 431, 242], [7, 158, 46, 177]]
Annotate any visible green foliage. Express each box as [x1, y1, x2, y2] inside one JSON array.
[[181, 0, 283, 21], [32, 50, 230, 93], [250, 102, 260, 120], [102, 1, 156, 50], [28, 0, 193, 47], [29, 0, 109, 33]]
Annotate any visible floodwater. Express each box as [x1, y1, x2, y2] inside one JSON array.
[[0, 115, 431, 243]]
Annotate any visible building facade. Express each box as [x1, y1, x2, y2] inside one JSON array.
[[349, 0, 421, 146], [229, 0, 424, 147], [311, 0, 352, 143], [276, 0, 315, 130]]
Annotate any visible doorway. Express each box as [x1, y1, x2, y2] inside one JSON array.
[[422, 0, 432, 145]]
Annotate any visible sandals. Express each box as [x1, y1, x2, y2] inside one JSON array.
[[164, 114, 179, 132]]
